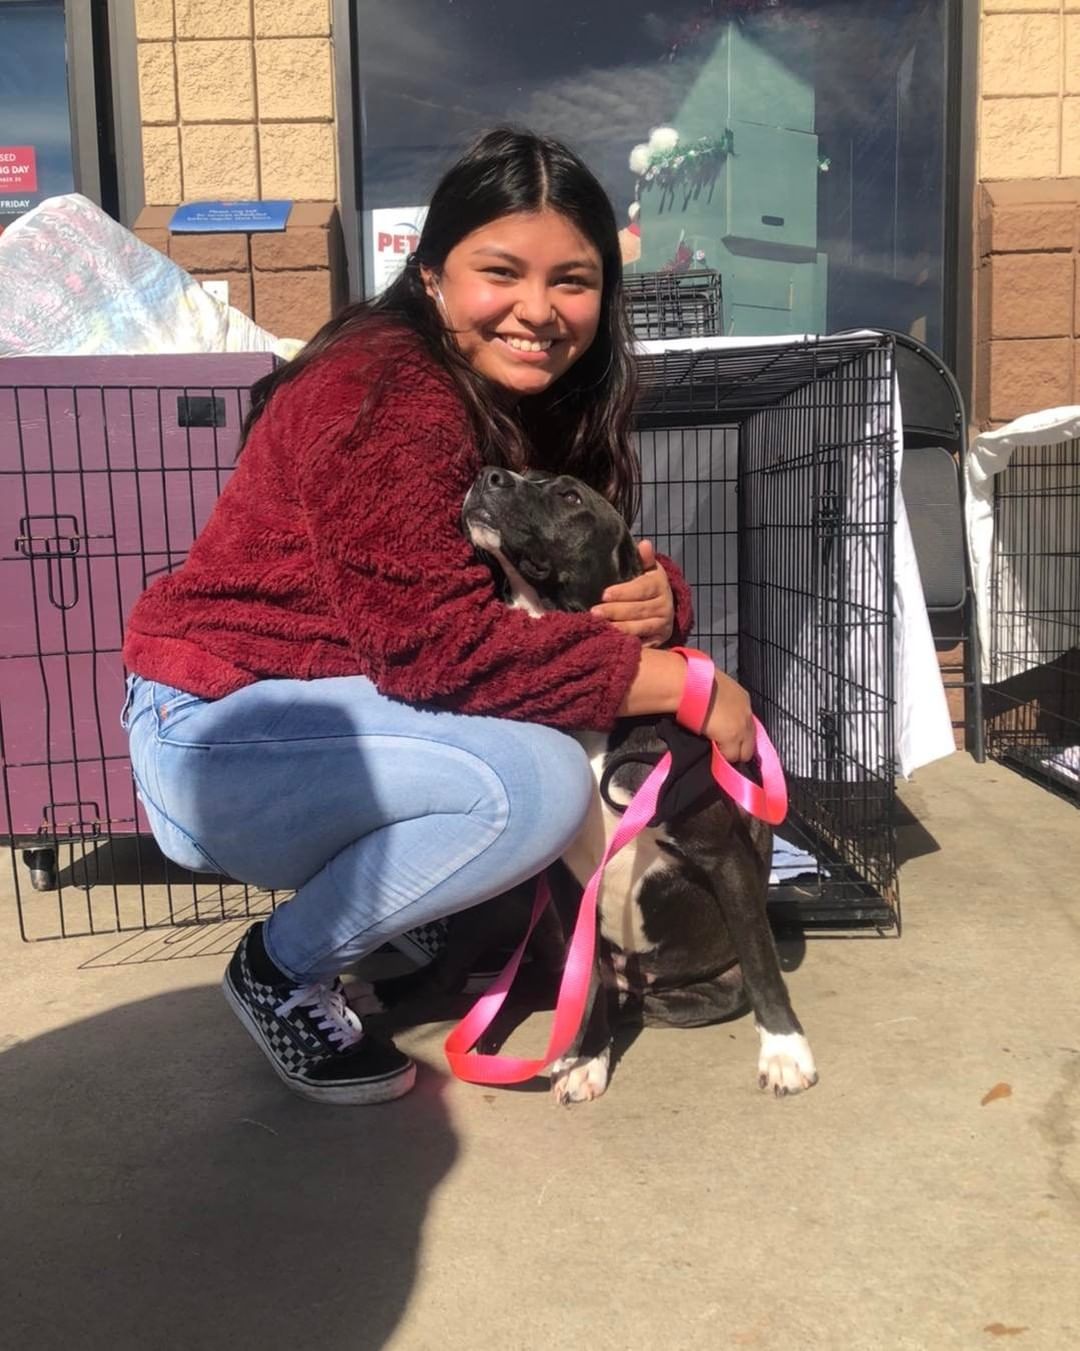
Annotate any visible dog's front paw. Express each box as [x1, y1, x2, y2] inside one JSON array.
[[756, 1028, 818, 1097], [549, 1048, 612, 1105]]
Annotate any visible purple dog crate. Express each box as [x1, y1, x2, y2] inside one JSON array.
[[0, 354, 278, 939]]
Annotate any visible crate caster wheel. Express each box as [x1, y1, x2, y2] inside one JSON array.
[[22, 848, 57, 891]]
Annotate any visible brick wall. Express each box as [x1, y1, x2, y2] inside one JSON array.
[[976, 179, 1080, 425], [132, 1, 341, 339], [133, 201, 345, 340], [980, 0, 1080, 183], [134, 0, 336, 207], [976, 2, 1080, 424]]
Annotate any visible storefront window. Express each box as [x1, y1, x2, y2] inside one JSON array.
[[0, 0, 74, 232], [352, 0, 951, 351]]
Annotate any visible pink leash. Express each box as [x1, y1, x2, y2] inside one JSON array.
[[443, 648, 788, 1085]]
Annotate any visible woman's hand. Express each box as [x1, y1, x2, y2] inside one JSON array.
[[617, 650, 755, 763], [590, 540, 674, 647], [703, 671, 756, 764]]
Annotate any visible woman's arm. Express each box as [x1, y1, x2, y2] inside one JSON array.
[[618, 649, 754, 762], [287, 348, 746, 747], [656, 551, 694, 644]]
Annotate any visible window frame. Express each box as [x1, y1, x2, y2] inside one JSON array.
[[0, 0, 143, 226]]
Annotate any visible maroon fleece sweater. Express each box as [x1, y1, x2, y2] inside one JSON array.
[[123, 327, 694, 732]]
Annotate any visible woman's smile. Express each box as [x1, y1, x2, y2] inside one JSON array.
[[493, 332, 558, 361]]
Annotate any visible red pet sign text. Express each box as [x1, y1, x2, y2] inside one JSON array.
[[0, 147, 38, 195]]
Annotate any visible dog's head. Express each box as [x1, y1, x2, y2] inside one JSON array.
[[462, 468, 641, 614]]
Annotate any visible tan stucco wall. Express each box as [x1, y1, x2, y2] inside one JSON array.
[[979, 0, 1080, 179], [134, 0, 336, 206], [976, 2, 1080, 429]]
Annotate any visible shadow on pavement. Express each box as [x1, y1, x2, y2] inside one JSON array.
[[894, 796, 942, 867], [1, 986, 458, 1350]]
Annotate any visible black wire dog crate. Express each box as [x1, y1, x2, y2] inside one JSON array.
[[3, 336, 904, 942], [634, 332, 899, 930], [1, 355, 283, 940], [623, 270, 724, 341], [981, 436, 1080, 804]]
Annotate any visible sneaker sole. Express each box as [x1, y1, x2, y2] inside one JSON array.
[[222, 973, 417, 1105]]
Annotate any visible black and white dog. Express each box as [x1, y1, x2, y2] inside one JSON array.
[[371, 468, 818, 1105]]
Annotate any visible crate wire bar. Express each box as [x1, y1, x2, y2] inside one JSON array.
[[1, 356, 281, 939], [983, 437, 1080, 803]]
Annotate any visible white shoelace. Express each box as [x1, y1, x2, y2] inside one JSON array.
[[275, 980, 364, 1051]]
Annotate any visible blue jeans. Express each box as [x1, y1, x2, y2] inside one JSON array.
[[122, 674, 592, 982]]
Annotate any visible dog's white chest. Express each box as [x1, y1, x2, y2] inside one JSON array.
[[561, 732, 673, 954]]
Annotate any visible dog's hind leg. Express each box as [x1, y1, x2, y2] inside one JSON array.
[[640, 962, 749, 1028]]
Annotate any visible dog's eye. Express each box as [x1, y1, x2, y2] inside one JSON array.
[[560, 489, 582, 506]]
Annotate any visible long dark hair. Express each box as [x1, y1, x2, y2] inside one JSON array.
[[242, 128, 641, 521]]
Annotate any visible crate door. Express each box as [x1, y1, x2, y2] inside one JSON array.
[[0, 356, 272, 936], [737, 349, 899, 928]]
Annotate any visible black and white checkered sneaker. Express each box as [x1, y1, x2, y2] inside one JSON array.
[[390, 918, 449, 966], [223, 922, 416, 1105]]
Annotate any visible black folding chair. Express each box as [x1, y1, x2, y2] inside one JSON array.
[[893, 332, 985, 760]]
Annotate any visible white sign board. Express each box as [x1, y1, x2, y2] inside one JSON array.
[[370, 206, 428, 294]]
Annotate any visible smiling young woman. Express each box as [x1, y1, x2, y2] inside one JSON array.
[[120, 128, 753, 1106]]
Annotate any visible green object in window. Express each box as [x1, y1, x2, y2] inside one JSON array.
[[636, 16, 826, 336]]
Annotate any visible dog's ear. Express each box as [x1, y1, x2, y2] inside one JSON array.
[[613, 528, 644, 583]]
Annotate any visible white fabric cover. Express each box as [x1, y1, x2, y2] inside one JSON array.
[[0, 193, 300, 360], [890, 380, 957, 775], [965, 407, 1080, 681]]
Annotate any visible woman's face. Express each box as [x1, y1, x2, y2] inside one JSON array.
[[424, 209, 604, 398]]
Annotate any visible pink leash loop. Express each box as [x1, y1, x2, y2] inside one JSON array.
[[672, 647, 789, 826], [443, 648, 788, 1083]]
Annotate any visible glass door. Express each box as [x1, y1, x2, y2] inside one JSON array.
[[0, 0, 74, 233]]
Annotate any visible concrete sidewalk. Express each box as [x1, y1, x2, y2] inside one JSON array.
[[2, 753, 1078, 1350]]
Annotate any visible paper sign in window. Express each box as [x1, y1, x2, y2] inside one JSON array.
[[0, 147, 37, 195]]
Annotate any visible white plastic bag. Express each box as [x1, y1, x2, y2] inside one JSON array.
[[0, 193, 301, 359]]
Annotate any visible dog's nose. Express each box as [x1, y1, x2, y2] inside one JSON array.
[[481, 466, 509, 493]]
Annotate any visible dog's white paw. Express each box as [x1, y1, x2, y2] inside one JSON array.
[[756, 1028, 818, 1097], [549, 1048, 612, 1105]]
